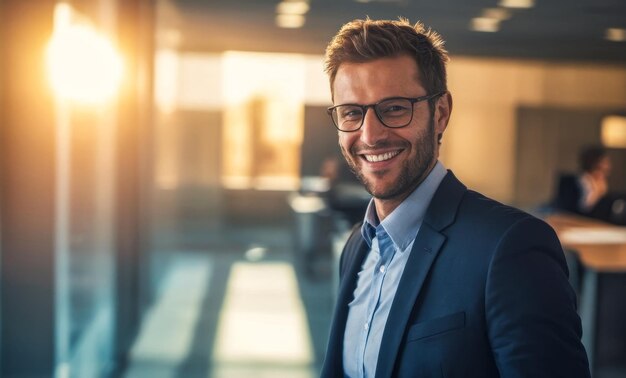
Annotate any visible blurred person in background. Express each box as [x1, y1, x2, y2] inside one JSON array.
[[321, 18, 590, 377], [553, 146, 612, 218], [578, 147, 612, 212]]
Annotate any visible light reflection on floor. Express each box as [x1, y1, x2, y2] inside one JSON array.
[[211, 262, 314, 378], [123, 253, 316, 378], [124, 254, 212, 377]]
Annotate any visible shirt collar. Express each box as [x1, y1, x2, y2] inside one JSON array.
[[361, 161, 447, 250]]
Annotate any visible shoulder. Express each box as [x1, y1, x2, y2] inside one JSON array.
[[459, 189, 549, 232], [456, 191, 568, 277], [427, 171, 557, 249], [448, 189, 562, 265]]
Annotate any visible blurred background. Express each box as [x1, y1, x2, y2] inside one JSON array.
[[1, 0, 625, 377]]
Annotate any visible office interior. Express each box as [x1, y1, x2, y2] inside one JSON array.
[[1, 0, 625, 377]]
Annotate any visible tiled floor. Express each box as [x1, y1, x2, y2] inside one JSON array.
[[122, 225, 335, 378]]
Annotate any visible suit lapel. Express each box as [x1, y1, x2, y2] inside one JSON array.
[[374, 225, 445, 377], [321, 230, 369, 377], [375, 171, 467, 378]]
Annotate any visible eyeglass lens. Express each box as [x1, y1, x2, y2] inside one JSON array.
[[331, 98, 414, 131]]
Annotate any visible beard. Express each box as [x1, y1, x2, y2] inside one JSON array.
[[340, 116, 437, 201]]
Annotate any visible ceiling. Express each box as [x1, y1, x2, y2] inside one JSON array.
[[159, 0, 626, 63]]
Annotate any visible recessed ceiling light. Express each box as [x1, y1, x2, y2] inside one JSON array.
[[605, 28, 626, 42], [471, 17, 500, 32], [498, 0, 534, 9], [276, 1, 310, 15], [482, 8, 512, 21], [276, 14, 305, 28]]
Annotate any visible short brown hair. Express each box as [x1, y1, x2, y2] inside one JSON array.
[[324, 18, 449, 97], [579, 145, 608, 173]]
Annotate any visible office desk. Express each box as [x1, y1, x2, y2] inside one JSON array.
[[545, 213, 626, 376], [545, 213, 626, 272]]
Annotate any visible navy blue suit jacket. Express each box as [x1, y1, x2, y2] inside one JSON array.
[[322, 171, 590, 377]]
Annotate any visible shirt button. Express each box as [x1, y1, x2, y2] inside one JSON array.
[[364, 322, 369, 330], [379, 265, 386, 273]]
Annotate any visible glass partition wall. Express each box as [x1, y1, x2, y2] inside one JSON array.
[[49, 3, 122, 376]]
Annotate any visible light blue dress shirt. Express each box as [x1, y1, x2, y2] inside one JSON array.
[[342, 161, 447, 378]]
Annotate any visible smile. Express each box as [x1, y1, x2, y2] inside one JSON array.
[[362, 150, 401, 162]]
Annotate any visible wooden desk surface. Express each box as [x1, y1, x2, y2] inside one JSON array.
[[545, 213, 626, 272]]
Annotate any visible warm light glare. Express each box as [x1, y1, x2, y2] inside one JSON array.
[[46, 3, 123, 104], [605, 28, 626, 42], [471, 17, 500, 32], [602, 116, 626, 148], [276, 1, 310, 15], [276, 14, 306, 28], [498, 0, 534, 8]]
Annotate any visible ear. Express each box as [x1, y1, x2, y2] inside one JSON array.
[[434, 91, 453, 136]]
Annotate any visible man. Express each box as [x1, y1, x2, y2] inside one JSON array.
[[321, 18, 590, 377]]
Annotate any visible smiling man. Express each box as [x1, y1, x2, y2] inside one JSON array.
[[321, 19, 590, 378]]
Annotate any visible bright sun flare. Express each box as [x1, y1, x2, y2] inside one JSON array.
[[46, 4, 123, 104]]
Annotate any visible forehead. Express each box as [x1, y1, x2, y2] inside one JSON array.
[[332, 55, 424, 103]]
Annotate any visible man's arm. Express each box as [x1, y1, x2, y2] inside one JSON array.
[[486, 216, 590, 377]]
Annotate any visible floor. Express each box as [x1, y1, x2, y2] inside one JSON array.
[[118, 217, 626, 378], [121, 224, 336, 378]]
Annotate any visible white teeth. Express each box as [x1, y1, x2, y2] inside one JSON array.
[[364, 151, 400, 162]]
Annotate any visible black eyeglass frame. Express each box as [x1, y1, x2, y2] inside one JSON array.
[[327, 91, 446, 132]]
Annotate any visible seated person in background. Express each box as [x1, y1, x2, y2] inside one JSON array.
[[578, 147, 612, 212], [553, 146, 612, 217]]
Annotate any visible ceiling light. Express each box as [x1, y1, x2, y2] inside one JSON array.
[[276, 1, 310, 15], [276, 14, 305, 28], [605, 28, 626, 42], [470, 17, 500, 33], [602, 116, 626, 148], [498, 0, 534, 9], [482, 8, 512, 21]]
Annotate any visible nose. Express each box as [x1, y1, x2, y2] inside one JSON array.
[[359, 107, 388, 147]]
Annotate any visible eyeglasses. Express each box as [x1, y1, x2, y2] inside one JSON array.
[[327, 92, 445, 132]]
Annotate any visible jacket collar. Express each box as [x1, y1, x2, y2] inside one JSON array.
[[424, 170, 467, 232]]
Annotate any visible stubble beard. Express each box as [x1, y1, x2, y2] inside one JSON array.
[[341, 117, 437, 201]]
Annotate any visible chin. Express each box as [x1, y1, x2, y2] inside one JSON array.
[[363, 178, 403, 200], [368, 187, 404, 201]]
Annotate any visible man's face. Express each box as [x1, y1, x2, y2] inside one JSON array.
[[332, 55, 450, 202]]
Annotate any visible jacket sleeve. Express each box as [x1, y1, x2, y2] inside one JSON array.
[[485, 216, 590, 378]]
